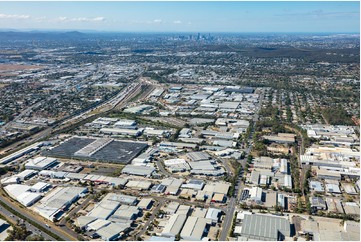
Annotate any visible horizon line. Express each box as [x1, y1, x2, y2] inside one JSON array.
[[0, 29, 360, 35]]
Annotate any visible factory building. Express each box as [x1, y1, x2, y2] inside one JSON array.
[[25, 156, 58, 170], [239, 213, 292, 240], [88, 194, 121, 220], [0, 142, 45, 165], [180, 216, 212, 241], [181, 180, 205, 190], [205, 208, 221, 224], [15, 169, 38, 181], [4, 184, 42, 207], [34, 186, 88, 220], [30, 182, 51, 193], [122, 165, 155, 177], [95, 222, 131, 241], [161, 214, 187, 238], [162, 178, 183, 195]]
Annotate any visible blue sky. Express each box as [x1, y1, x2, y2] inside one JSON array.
[[0, 1, 359, 33]]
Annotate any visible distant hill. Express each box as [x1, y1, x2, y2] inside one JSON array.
[[0, 31, 88, 41]]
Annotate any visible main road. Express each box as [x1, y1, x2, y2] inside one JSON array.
[[0, 81, 155, 238], [0, 193, 77, 240], [0, 205, 55, 241], [219, 88, 265, 241]]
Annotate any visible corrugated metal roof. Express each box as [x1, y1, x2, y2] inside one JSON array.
[[162, 214, 187, 237], [180, 216, 211, 240], [241, 214, 290, 240]]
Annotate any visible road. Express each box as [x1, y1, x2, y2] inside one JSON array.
[[0, 205, 55, 241], [136, 200, 164, 238], [285, 124, 307, 195], [0, 77, 156, 240], [219, 197, 236, 241], [155, 159, 182, 179], [218, 88, 265, 240], [219, 157, 232, 175], [59, 195, 93, 226], [0, 194, 76, 240], [0, 79, 150, 156]]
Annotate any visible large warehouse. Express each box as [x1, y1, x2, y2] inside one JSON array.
[[44, 136, 148, 164], [25, 156, 58, 170], [240, 213, 292, 240], [4, 184, 42, 207], [34, 186, 88, 220]]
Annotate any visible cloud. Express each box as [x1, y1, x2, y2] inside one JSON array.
[[57, 16, 105, 22], [143, 19, 163, 24], [173, 20, 182, 24], [0, 13, 30, 19], [34, 16, 47, 22], [275, 9, 359, 18]]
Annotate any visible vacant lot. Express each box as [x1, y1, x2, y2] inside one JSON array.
[[0, 64, 44, 76], [0, 64, 42, 71]]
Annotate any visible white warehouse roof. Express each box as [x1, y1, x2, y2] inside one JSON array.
[[25, 156, 58, 170]]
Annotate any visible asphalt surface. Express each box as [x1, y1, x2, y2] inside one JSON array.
[[219, 197, 236, 241], [59, 195, 93, 226], [0, 79, 154, 240], [0, 184, 79, 240], [218, 88, 265, 240], [137, 200, 164, 238], [0, 205, 55, 241]]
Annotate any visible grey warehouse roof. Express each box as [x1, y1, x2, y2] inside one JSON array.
[[241, 214, 291, 241]]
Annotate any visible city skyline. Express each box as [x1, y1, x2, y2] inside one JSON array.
[[0, 1, 359, 33]]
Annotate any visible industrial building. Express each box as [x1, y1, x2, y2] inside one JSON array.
[[202, 182, 231, 195], [44, 136, 148, 164], [239, 213, 292, 240], [186, 152, 211, 162], [181, 180, 205, 190], [114, 119, 137, 127], [309, 197, 327, 212], [180, 216, 211, 241], [25, 156, 58, 170], [123, 104, 153, 114], [162, 178, 183, 195], [122, 165, 155, 177], [34, 186, 88, 220], [310, 181, 325, 193], [159, 142, 197, 151], [109, 205, 141, 222], [30, 182, 51, 193], [137, 198, 153, 210], [0, 142, 45, 165], [0, 176, 19, 185], [100, 127, 143, 137], [87, 194, 121, 220], [95, 222, 131, 241], [4, 184, 42, 207], [205, 208, 221, 224], [164, 202, 180, 215], [164, 158, 190, 173], [125, 180, 152, 190], [150, 184, 166, 193], [161, 214, 187, 238], [15, 169, 38, 181], [263, 133, 295, 144]]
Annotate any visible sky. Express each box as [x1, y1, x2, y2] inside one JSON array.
[[0, 1, 359, 33]]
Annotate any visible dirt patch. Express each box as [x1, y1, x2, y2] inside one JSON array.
[[0, 64, 43, 71]]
